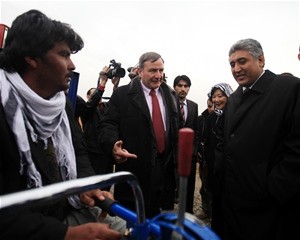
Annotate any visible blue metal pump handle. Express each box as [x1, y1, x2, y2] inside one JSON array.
[[95, 196, 220, 240]]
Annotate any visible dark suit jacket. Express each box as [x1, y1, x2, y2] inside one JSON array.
[[0, 99, 94, 240], [217, 70, 300, 240], [180, 99, 198, 213], [99, 78, 179, 215], [183, 99, 199, 155], [81, 89, 113, 175]]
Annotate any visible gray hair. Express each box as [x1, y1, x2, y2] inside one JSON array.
[[229, 38, 264, 59], [138, 52, 164, 69]]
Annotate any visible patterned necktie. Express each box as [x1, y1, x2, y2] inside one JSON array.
[[150, 89, 165, 153], [180, 101, 185, 123]]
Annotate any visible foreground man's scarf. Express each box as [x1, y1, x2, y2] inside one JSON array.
[[0, 69, 82, 208]]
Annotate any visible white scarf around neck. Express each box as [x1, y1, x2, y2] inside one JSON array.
[[0, 69, 81, 208]]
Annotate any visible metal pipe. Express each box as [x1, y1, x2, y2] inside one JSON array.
[[0, 171, 146, 224]]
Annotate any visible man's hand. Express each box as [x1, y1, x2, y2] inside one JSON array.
[[111, 77, 120, 91], [80, 189, 114, 207], [113, 140, 137, 164], [98, 66, 110, 87], [65, 223, 121, 240], [80, 189, 116, 220]]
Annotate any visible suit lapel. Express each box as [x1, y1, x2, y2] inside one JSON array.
[[229, 88, 260, 132], [129, 79, 152, 122], [227, 70, 276, 133], [185, 100, 196, 127]]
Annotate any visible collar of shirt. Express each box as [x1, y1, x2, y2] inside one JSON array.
[[180, 99, 187, 105], [242, 70, 265, 92]]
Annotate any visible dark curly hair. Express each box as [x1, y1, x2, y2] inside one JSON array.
[[0, 9, 84, 74]]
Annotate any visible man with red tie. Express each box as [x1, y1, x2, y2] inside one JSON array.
[[99, 52, 180, 218]]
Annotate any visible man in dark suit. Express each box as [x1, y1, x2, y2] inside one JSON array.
[[99, 52, 179, 218], [216, 38, 300, 240], [173, 75, 198, 214]]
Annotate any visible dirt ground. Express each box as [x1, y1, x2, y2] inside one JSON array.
[[193, 162, 202, 214], [112, 163, 211, 226], [193, 163, 211, 226], [174, 162, 211, 226]]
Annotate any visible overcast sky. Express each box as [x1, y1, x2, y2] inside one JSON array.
[[1, 0, 299, 111]]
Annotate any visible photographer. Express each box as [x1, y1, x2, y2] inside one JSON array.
[[127, 66, 139, 81], [106, 60, 126, 89], [81, 62, 125, 176]]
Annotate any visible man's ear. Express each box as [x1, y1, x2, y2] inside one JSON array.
[[298, 53, 300, 61], [258, 55, 265, 68], [25, 56, 38, 68]]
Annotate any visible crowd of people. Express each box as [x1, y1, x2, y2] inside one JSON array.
[[1, 9, 300, 240]]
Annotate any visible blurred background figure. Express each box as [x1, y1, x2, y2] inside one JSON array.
[[127, 65, 138, 81], [196, 97, 214, 221], [173, 74, 198, 214], [80, 67, 119, 178]]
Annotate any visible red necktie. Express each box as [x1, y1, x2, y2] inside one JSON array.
[[150, 89, 165, 153]]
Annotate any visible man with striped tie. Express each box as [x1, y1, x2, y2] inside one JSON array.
[[173, 75, 198, 214]]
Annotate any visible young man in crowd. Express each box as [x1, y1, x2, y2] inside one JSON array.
[[0, 10, 124, 240]]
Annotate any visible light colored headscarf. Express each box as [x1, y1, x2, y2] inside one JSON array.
[[208, 82, 234, 99]]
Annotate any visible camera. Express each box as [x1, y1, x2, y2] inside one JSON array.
[[107, 59, 126, 79]]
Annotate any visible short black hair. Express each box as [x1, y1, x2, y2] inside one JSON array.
[[173, 75, 191, 88]]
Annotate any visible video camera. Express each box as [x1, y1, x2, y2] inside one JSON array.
[[107, 59, 126, 79]]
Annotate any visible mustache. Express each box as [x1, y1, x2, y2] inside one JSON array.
[[68, 71, 75, 78]]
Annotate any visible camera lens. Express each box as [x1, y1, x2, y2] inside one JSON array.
[[112, 68, 125, 78]]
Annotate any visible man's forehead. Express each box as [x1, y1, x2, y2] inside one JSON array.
[[230, 49, 252, 58], [145, 58, 163, 65], [229, 53, 253, 65], [177, 80, 189, 86]]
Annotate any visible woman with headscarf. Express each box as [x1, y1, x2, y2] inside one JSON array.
[[203, 82, 233, 238]]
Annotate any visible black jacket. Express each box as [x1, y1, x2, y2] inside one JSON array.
[[99, 78, 179, 215], [0, 98, 94, 240], [216, 70, 300, 240]]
